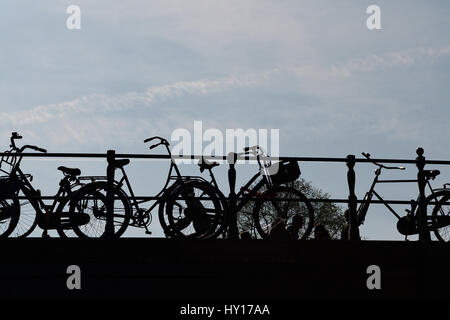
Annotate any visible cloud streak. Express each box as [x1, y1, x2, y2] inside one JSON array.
[[2, 43, 449, 149], [0, 70, 278, 126], [330, 45, 450, 77], [3, 44, 449, 127]]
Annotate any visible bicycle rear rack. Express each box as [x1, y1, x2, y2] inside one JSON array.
[[78, 176, 107, 182]]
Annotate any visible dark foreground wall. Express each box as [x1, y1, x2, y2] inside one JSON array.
[[1, 239, 449, 302]]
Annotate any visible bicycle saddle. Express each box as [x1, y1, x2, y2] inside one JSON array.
[[424, 170, 440, 180], [110, 159, 130, 168], [57, 166, 81, 176], [198, 157, 219, 173]]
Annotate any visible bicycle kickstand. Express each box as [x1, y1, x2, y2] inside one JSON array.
[[41, 229, 50, 238]]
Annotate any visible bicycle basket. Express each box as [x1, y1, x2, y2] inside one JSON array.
[[0, 150, 18, 175], [267, 161, 301, 185], [0, 174, 21, 198]]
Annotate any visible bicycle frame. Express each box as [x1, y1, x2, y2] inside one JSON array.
[[5, 137, 83, 233], [357, 166, 438, 225], [235, 172, 268, 212], [205, 153, 272, 213], [13, 164, 82, 226], [110, 142, 212, 231]]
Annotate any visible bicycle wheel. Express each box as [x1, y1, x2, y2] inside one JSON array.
[[55, 196, 79, 238], [159, 180, 227, 239], [8, 188, 38, 238], [69, 182, 132, 238], [0, 197, 20, 238], [431, 191, 450, 242], [252, 185, 314, 239]]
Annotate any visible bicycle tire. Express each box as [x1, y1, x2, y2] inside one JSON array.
[[431, 190, 450, 242], [252, 185, 314, 239], [54, 181, 90, 238], [55, 195, 79, 238], [69, 182, 132, 238], [7, 187, 38, 238], [159, 180, 227, 239], [0, 197, 20, 238]]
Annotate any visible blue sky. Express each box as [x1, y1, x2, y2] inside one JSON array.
[[1, 1, 450, 239]]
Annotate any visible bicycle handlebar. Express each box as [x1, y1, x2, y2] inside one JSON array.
[[242, 145, 266, 156], [243, 145, 260, 153], [19, 145, 47, 153], [362, 152, 405, 170], [144, 136, 168, 144], [144, 137, 157, 143], [12, 132, 22, 140], [8, 132, 47, 154], [228, 146, 271, 169], [144, 136, 170, 149], [10, 132, 22, 149], [32, 146, 47, 153]]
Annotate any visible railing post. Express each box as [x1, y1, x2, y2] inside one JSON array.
[[346, 155, 360, 241], [416, 147, 430, 242], [227, 152, 239, 239], [106, 150, 116, 239]]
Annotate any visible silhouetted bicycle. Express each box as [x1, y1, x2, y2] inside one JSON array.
[[163, 146, 315, 239], [68, 136, 226, 238], [0, 132, 92, 238], [356, 152, 450, 241], [0, 151, 21, 238]]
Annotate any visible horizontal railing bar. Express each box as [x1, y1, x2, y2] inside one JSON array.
[[2, 152, 450, 165], [377, 180, 418, 183], [0, 152, 450, 165], [8, 195, 445, 205], [0, 152, 107, 158]]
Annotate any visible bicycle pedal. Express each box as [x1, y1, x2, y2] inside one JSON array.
[[145, 231, 152, 235]]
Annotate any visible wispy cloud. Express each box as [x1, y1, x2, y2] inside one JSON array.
[[330, 45, 450, 77], [0, 70, 278, 126], [2, 44, 450, 149], [3, 44, 449, 128]]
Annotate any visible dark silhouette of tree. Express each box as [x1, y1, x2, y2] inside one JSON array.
[[238, 179, 346, 239]]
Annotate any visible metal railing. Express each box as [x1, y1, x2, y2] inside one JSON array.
[[2, 147, 449, 240]]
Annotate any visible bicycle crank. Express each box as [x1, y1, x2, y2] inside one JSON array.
[[131, 209, 151, 227]]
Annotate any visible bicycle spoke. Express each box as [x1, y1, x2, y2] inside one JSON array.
[[162, 181, 225, 239], [253, 186, 314, 239]]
